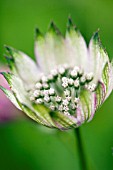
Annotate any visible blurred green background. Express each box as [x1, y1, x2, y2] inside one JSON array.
[[0, 0, 113, 169]]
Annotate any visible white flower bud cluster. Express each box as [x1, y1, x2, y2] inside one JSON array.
[[30, 64, 97, 116], [85, 83, 97, 92]]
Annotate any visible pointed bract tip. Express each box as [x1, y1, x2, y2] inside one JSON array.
[[48, 21, 61, 35], [0, 71, 7, 76], [0, 72, 12, 85], [4, 45, 11, 52], [67, 16, 77, 33], [0, 72, 8, 79], [0, 72, 12, 79], [50, 20, 55, 28], [92, 29, 100, 42], [35, 27, 43, 39], [48, 21, 55, 31], [92, 29, 103, 49], [67, 16, 73, 27], [0, 71, 5, 75], [4, 45, 15, 56]]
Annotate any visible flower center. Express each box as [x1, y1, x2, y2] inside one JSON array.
[[29, 64, 96, 116]]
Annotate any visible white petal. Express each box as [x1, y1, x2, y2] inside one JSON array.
[[79, 89, 94, 121], [35, 24, 67, 73], [0, 85, 21, 110], [65, 18, 89, 72], [94, 82, 106, 110], [102, 61, 113, 100], [106, 61, 113, 99], [6, 46, 40, 89], [89, 32, 109, 84]]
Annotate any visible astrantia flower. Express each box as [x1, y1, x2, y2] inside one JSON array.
[[0, 18, 113, 130]]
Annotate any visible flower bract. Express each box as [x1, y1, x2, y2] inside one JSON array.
[[0, 66, 22, 122]]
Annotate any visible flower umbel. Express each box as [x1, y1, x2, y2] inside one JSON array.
[[0, 18, 113, 130]]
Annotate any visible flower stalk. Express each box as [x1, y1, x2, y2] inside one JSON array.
[[75, 128, 87, 170]]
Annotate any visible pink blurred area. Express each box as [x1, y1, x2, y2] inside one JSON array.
[[0, 66, 23, 123]]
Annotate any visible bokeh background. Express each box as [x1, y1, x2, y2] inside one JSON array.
[[0, 0, 113, 169]]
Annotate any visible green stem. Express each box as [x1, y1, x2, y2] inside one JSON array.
[[74, 128, 87, 170]]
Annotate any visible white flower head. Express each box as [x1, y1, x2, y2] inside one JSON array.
[[0, 17, 113, 130]]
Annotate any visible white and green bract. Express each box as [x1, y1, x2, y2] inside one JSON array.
[[0, 18, 113, 130]]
